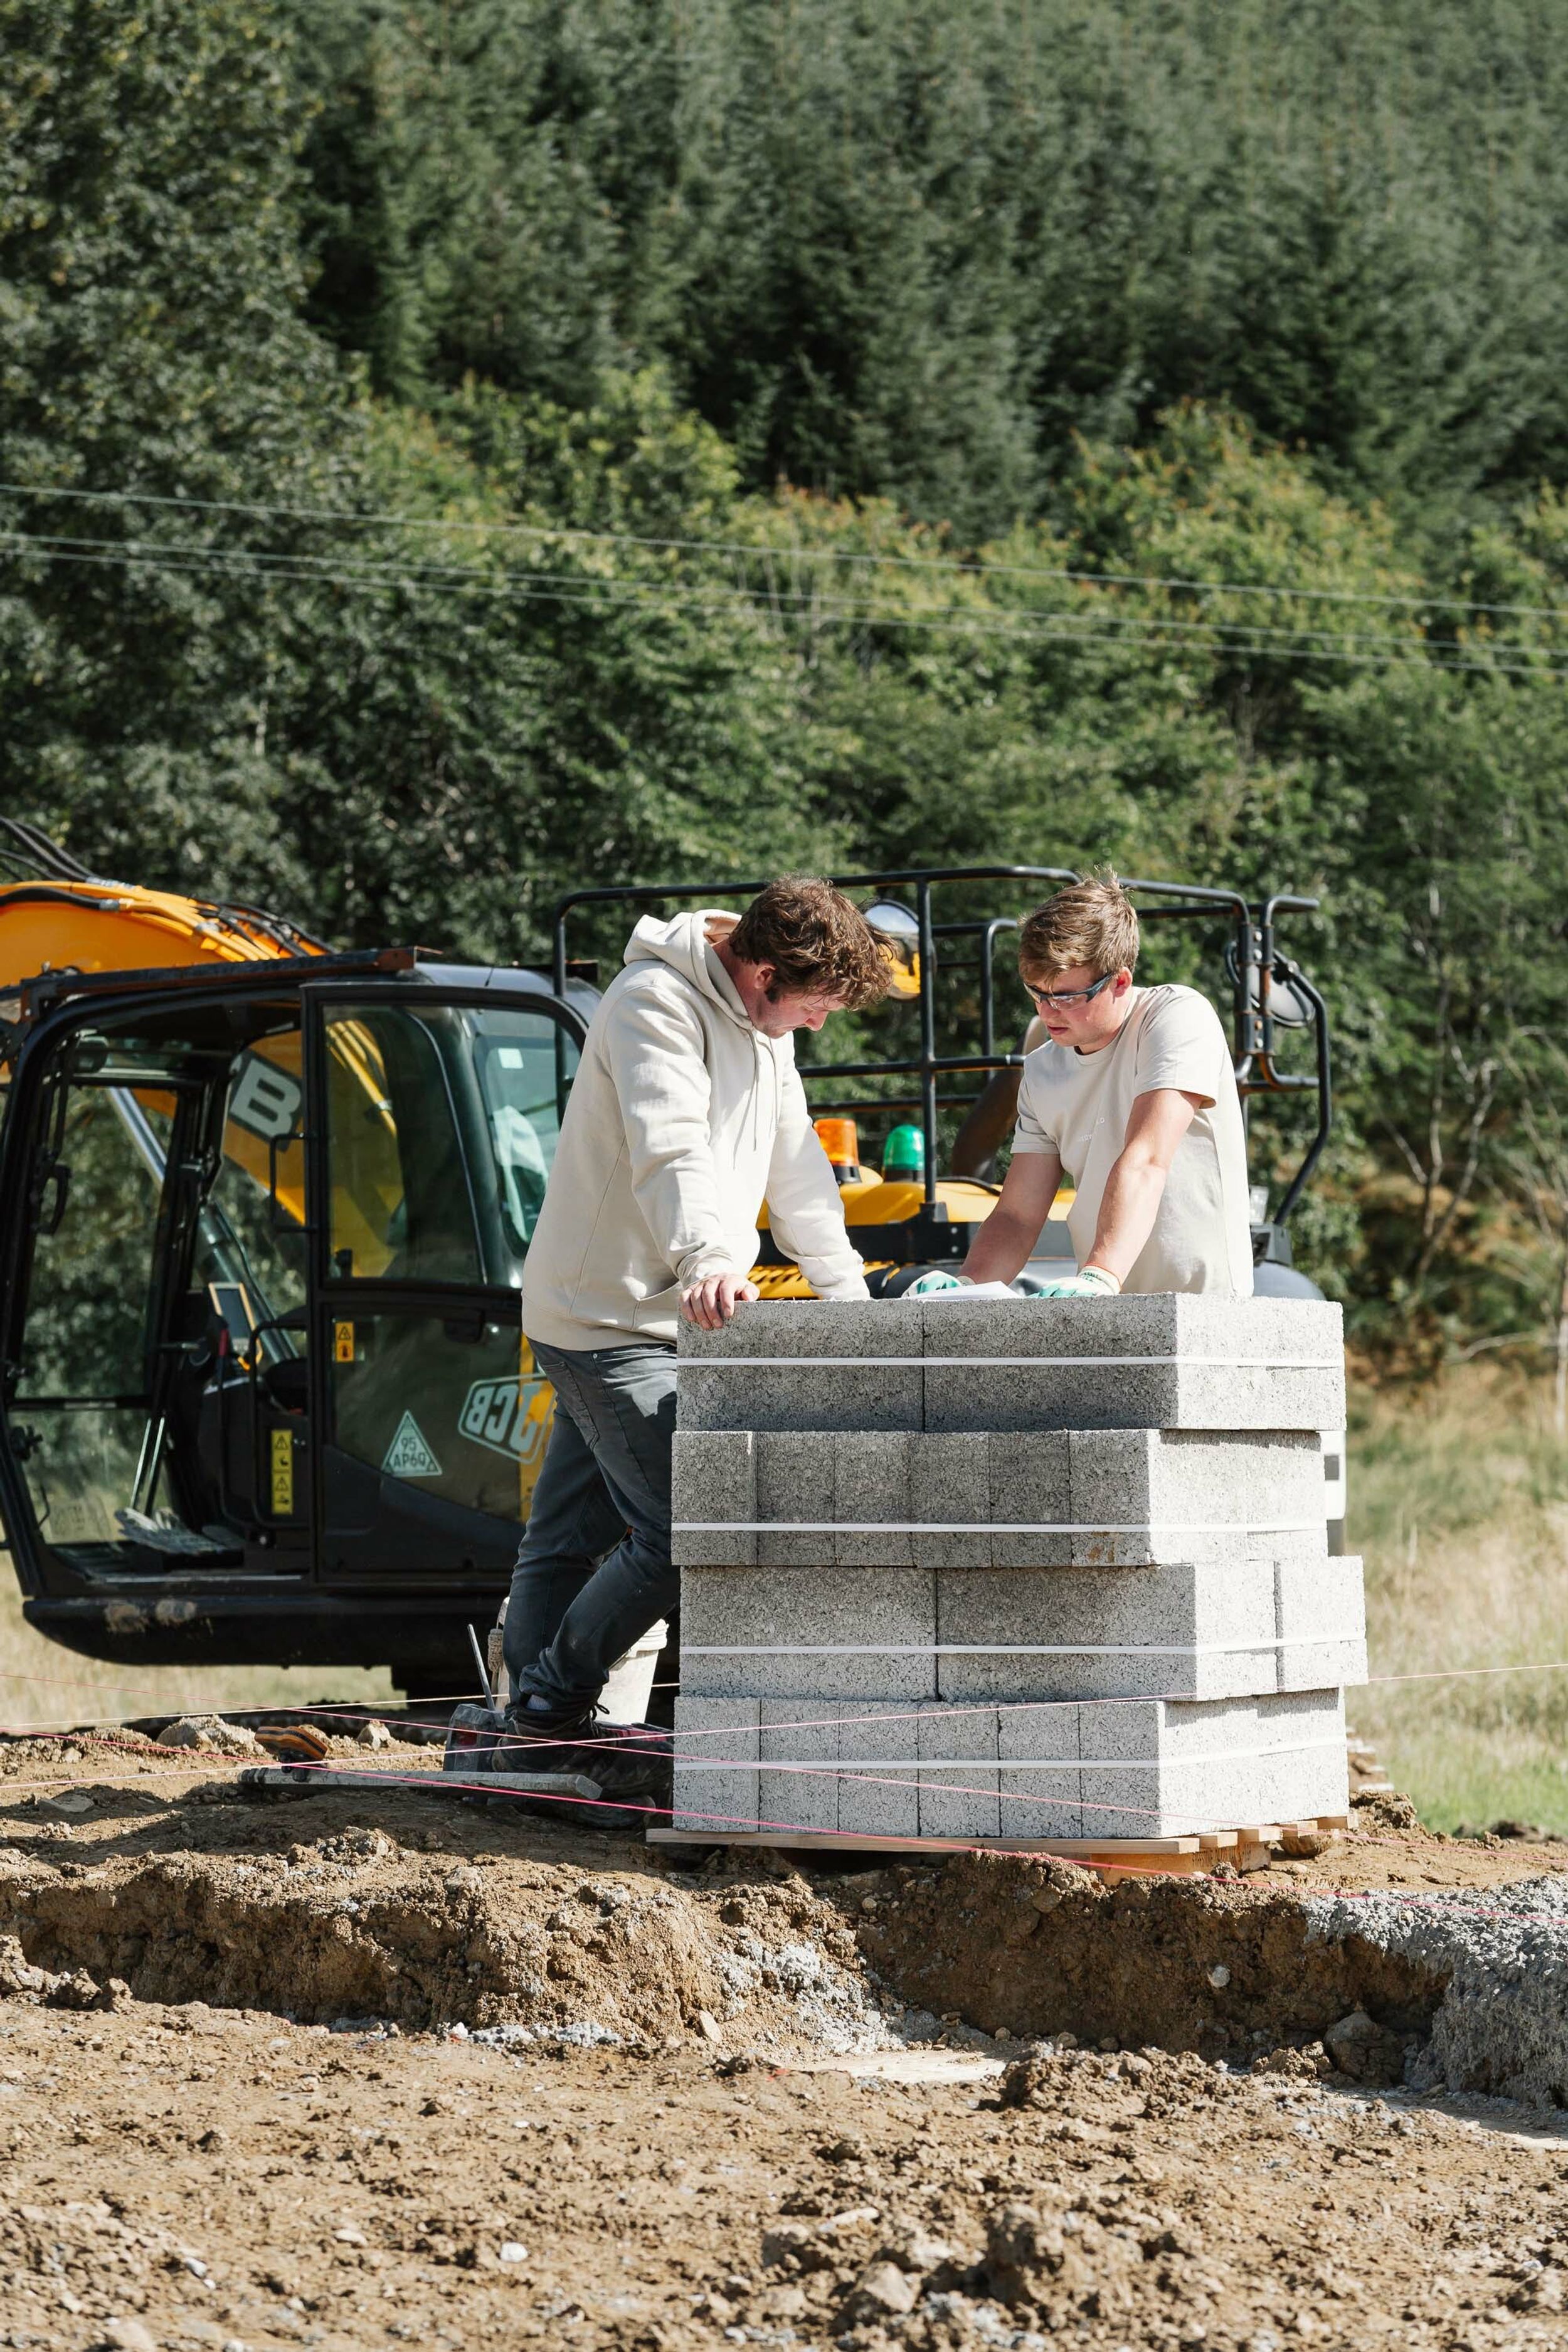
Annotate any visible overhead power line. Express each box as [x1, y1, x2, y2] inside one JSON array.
[[2, 477, 1565, 624], [5, 524, 1545, 662], [4, 527, 1565, 682]]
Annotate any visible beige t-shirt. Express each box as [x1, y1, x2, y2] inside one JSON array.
[[1012, 983, 1253, 1296]]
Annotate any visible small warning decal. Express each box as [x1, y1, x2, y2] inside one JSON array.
[[270, 1427, 295, 1515], [382, 1412, 442, 1480]]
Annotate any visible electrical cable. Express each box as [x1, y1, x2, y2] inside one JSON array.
[[3, 476, 1565, 623], [8, 523, 1555, 664], [3, 529, 1563, 682]]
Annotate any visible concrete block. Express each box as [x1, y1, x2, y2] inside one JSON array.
[[1278, 1635, 1366, 1693], [1067, 1428, 1164, 1568], [911, 1433, 991, 1567], [677, 1300, 923, 1431], [1078, 1690, 1348, 1836], [1171, 1298, 1345, 1432], [1251, 1525, 1329, 1571], [760, 1699, 839, 1836], [1066, 1429, 1323, 1568], [1249, 1689, 1350, 1820], [989, 1432, 1073, 1567], [1078, 1757, 1259, 1840], [671, 1429, 756, 1567], [1079, 1694, 1255, 1836], [679, 1566, 937, 1698], [755, 1431, 835, 1567], [935, 1560, 1279, 1703], [1275, 1554, 1367, 1691], [838, 1700, 920, 1839], [672, 1698, 760, 1834], [1077, 1693, 1256, 1836], [920, 1293, 1343, 1433], [679, 1298, 922, 1360], [1257, 1743, 1351, 1823], [834, 1432, 914, 1567], [922, 1296, 1178, 1432], [998, 1698, 1082, 1838], [918, 1703, 999, 1839]]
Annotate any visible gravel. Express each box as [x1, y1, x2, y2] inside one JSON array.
[[1305, 1874, 1568, 2105]]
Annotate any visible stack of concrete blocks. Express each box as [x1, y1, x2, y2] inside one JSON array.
[[670, 1295, 1360, 1845]]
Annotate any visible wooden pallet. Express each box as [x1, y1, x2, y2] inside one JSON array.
[[647, 1814, 1348, 1878]]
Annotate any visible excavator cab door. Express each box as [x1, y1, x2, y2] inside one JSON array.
[[0, 993, 315, 1584], [0, 970, 584, 1666], [305, 986, 577, 1582]]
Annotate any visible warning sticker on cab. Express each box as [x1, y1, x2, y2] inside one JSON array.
[[270, 1427, 295, 1515], [382, 1412, 442, 1480], [459, 1376, 553, 1471]]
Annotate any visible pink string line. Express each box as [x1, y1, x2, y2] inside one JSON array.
[[77, 1756, 1568, 1929], [6, 1744, 1567, 1930], [3, 1656, 1568, 1750], [6, 1648, 1567, 1749], [0, 1739, 1353, 1839]]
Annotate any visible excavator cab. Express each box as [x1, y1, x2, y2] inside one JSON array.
[[0, 946, 590, 1687]]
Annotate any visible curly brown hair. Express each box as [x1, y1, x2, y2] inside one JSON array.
[[727, 876, 892, 1008]]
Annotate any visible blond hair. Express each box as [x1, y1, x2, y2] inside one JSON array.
[[1017, 877, 1140, 982]]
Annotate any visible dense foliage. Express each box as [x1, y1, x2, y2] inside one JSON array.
[[3, 0, 1567, 1365]]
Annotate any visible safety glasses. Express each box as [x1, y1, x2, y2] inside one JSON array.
[[1024, 969, 1118, 1010]]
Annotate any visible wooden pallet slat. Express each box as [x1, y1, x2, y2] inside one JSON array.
[[649, 1827, 1204, 1857], [646, 1813, 1347, 1872]]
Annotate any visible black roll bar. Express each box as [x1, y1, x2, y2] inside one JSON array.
[[550, 865, 1329, 1228]]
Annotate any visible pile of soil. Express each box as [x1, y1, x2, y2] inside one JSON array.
[[2, 1738, 1568, 2349]]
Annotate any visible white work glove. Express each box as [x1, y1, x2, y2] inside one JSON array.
[[1027, 1267, 1122, 1300], [904, 1269, 973, 1296]]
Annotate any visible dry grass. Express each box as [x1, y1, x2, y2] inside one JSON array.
[[0, 1564, 396, 1732], [1348, 1364, 1568, 1833]]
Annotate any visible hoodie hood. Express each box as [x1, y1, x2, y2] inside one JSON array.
[[519, 904, 868, 1349], [623, 909, 751, 1026]]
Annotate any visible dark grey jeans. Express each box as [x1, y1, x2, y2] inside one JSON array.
[[503, 1338, 679, 1716]]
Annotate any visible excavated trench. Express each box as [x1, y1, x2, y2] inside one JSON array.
[[0, 1840, 1448, 2074], [857, 1851, 1446, 2060]]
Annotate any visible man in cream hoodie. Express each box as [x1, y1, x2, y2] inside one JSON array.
[[499, 877, 889, 1779]]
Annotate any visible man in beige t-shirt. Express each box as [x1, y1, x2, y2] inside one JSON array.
[[960, 877, 1253, 1298]]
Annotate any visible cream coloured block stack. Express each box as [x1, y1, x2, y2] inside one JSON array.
[[670, 1296, 1357, 1842]]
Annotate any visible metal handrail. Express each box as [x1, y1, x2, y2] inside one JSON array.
[[550, 864, 1328, 1226]]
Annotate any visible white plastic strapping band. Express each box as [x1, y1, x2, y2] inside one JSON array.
[[674, 1518, 1323, 1534], [676, 1353, 1341, 1370], [680, 1636, 1362, 1657], [675, 1732, 1349, 1774]]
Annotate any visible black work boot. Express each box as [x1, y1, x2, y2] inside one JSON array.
[[489, 1696, 600, 1774], [559, 1716, 673, 1809]]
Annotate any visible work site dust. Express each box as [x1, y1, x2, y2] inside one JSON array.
[[3, 1718, 1568, 2352]]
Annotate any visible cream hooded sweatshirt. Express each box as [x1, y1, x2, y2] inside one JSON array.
[[519, 911, 868, 1350]]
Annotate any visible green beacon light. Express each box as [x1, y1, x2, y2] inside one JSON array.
[[882, 1122, 925, 1183]]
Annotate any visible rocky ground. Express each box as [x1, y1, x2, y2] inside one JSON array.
[[2, 1726, 1568, 2351]]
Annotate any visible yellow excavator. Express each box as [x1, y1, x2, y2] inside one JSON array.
[[0, 824, 1334, 1696]]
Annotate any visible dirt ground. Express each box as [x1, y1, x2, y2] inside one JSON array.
[[3, 1730, 1568, 2352]]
